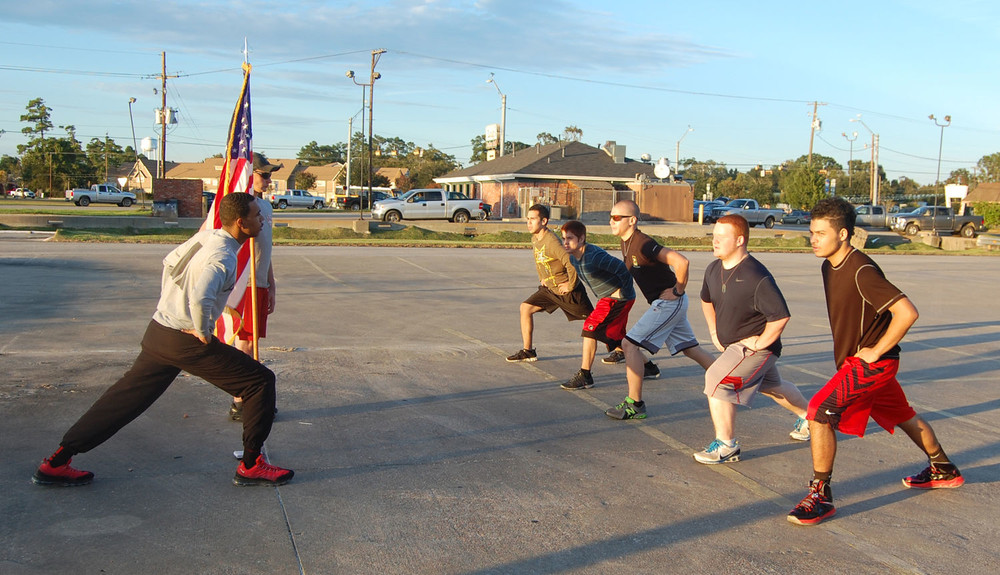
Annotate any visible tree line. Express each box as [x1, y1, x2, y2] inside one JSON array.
[[1, 98, 136, 194], [4, 98, 1000, 205]]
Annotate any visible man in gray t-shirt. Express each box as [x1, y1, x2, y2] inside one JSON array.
[[694, 214, 810, 465]]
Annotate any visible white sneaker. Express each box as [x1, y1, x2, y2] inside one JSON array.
[[693, 439, 741, 464], [789, 417, 810, 441]]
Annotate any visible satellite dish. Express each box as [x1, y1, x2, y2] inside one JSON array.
[[653, 158, 671, 180], [640, 153, 651, 162]]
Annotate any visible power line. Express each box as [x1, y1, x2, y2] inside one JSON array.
[[0, 64, 146, 78], [393, 50, 812, 104]]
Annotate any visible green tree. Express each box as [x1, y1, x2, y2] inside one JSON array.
[[733, 171, 776, 206], [683, 160, 738, 200], [948, 168, 975, 186], [469, 134, 529, 163], [562, 125, 583, 142], [976, 152, 1000, 182], [379, 144, 459, 189], [85, 137, 132, 182], [18, 108, 90, 195], [1, 155, 20, 188], [781, 164, 826, 209], [536, 132, 558, 145], [19, 98, 54, 142], [298, 141, 346, 166], [295, 171, 317, 191], [470, 134, 488, 163]]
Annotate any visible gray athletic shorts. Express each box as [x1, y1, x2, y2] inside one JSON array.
[[704, 343, 782, 406], [624, 294, 699, 355]]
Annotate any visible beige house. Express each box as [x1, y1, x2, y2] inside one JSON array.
[[299, 163, 345, 203], [120, 157, 177, 197], [165, 158, 300, 194], [376, 167, 410, 189], [435, 140, 692, 222]]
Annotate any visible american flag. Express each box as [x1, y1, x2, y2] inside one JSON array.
[[203, 64, 255, 343]]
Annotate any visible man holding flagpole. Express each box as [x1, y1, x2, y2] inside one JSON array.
[[31, 192, 294, 487], [228, 152, 281, 422]]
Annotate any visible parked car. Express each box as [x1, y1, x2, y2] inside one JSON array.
[[12, 188, 36, 198], [705, 199, 784, 228], [890, 206, 986, 238], [65, 184, 136, 206], [781, 210, 811, 225], [268, 189, 325, 209], [693, 200, 723, 222], [336, 190, 393, 211], [854, 205, 891, 228], [371, 188, 485, 223]]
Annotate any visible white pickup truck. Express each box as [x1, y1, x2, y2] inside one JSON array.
[[705, 198, 784, 228], [371, 188, 485, 223], [268, 189, 325, 209], [65, 184, 137, 207]]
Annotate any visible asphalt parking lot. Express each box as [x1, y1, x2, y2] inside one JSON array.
[[2, 240, 998, 574]]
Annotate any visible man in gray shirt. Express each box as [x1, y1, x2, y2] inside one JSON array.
[[32, 193, 294, 488]]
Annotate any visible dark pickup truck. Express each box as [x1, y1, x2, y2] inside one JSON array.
[[890, 206, 986, 238], [336, 190, 392, 211]]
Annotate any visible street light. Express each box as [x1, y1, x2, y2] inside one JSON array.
[[842, 131, 858, 189], [127, 97, 143, 207], [675, 125, 693, 177], [929, 114, 951, 188], [850, 115, 880, 205], [929, 114, 951, 233], [486, 73, 506, 157], [344, 106, 364, 217], [347, 49, 384, 211]]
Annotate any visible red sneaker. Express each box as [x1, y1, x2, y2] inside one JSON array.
[[902, 465, 964, 489], [233, 455, 294, 486], [32, 457, 94, 487]]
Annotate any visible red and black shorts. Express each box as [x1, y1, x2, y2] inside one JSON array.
[[581, 297, 635, 350], [808, 357, 916, 437]]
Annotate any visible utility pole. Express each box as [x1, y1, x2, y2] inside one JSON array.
[[872, 134, 880, 205], [154, 52, 178, 179], [160, 52, 167, 179], [487, 74, 507, 157], [807, 102, 825, 167], [367, 49, 385, 202]]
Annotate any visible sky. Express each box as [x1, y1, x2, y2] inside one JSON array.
[[2, 0, 998, 186]]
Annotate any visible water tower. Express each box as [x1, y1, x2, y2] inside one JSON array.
[[141, 137, 157, 159]]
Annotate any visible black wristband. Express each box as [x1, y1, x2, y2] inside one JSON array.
[[672, 287, 684, 297]]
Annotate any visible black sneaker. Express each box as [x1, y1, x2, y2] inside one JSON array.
[[902, 464, 964, 489], [643, 361, 660, 379], [787, 479, 835, 525], [602, 350, 625, 364], [561, 369, 594, 390], [605, 397, 646, 420], [506, 348, 537, 362]]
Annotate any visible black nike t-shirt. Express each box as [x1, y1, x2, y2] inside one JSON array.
[[821, 248, 905, 367]]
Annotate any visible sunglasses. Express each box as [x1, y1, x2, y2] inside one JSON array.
[[609, 214, 632, 221], [255, 172, 272, 180]]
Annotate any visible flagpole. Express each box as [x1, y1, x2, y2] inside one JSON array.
[[241, 44, 261, 362]]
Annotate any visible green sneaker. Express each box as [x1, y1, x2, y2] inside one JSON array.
[[605, 397, 646, 420]]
